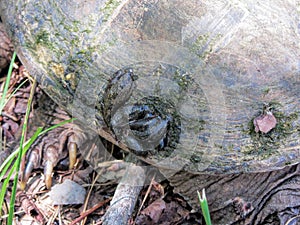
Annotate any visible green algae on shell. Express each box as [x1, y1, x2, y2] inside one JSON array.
[[0, 0, 299, 175]]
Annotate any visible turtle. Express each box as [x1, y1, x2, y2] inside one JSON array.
[[1, 0, 300, 224]]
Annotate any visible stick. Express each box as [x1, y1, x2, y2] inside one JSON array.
[[102, 165, 145, 225]]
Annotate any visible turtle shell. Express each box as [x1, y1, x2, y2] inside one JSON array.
[[1, 0, 299, 175]]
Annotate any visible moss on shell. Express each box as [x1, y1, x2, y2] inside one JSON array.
[[101, 0, 122, 22], [244, 102, 299, 160]]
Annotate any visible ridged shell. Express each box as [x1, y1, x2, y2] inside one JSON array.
[[1, 0, 299, 175]]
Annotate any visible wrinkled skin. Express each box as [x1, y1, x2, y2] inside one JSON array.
[[168, 164, 300, 225]]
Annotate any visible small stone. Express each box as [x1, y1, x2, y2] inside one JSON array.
[[253, 111, 277, 134], [49, 179, 86, 205]]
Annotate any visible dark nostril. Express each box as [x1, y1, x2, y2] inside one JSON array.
[[244, 202, 252, 210], [127, 96, 180, 154], [129, 105, 152, 120]]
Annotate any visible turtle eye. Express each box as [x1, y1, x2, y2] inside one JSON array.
[[96, 68, 137, 127]]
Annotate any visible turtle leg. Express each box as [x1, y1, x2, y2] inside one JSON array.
[[20, 110, 88, 189], [42, 122, 88, 189], [20, 130, 63, 190]]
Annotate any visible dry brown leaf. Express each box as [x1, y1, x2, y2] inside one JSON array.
[[140, 199, 166, 223], [253, 111, 277, 133]]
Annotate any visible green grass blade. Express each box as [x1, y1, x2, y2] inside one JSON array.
[[5, 116, 74, 223], [0, 116, 74, 179], [7, 79, 36, 224], [22, 127, 44, 153], [0, 53, 76, 222], [0, 118, 73, 216], [0, 118, 74, 183], [0, 52, 17, 114], [40, 118, 76, 135], [0, 166, 15, 217], [3, 79, 28, 106], [197, 189, 212, 225], [0, 157, 14, 184], [0, 127, 43, 182], [0, 127, 43, 219]]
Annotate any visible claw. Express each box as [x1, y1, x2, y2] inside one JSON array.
[[68, 141, 77, 169], [20, 148, 40, 190], [44, 161, 55, 189], [59, 128, 80, 170], [20, 161, 34, 190], [43, 145, 59, 189]]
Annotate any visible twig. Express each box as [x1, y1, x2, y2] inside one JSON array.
[[134, 175, 156, 225], [69, 198, 111, 225], [81, 170, 102, 225], [102, 165, 145, 225]]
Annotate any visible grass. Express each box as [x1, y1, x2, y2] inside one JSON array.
[[197, 189, 212, 225], [7, 73, 37, 224], [0, 52, 75, 224], [0, 52, 17, 114]]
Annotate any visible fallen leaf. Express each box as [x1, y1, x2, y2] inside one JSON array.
[[253, 112, 277, 134], [140, 199, 166, 223]]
